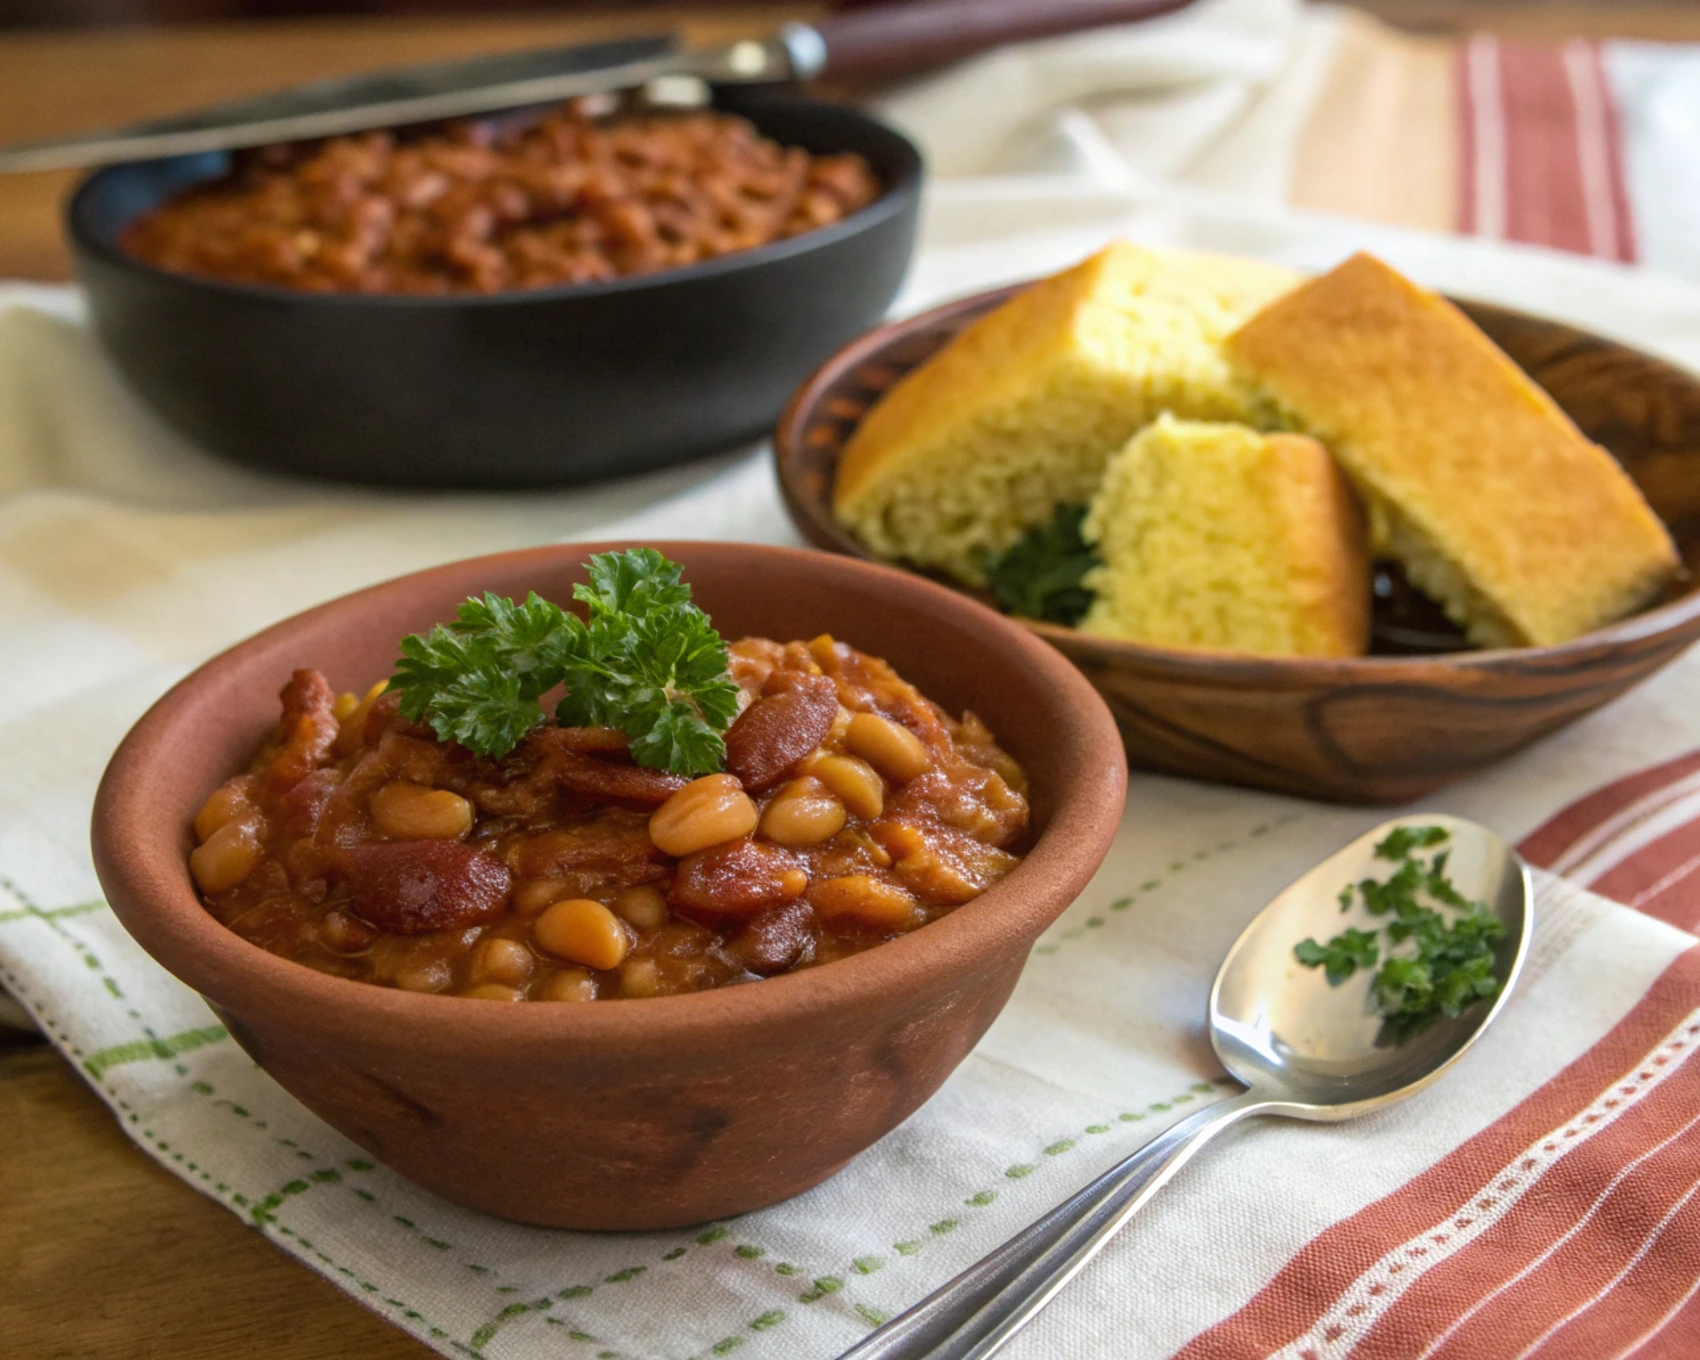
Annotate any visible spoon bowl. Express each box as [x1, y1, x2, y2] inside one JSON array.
[[843, 815, 1534, 1360], [1211, 813, 1532, 1114]]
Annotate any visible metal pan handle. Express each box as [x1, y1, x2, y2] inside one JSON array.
[[799, 0, 1197, 82]]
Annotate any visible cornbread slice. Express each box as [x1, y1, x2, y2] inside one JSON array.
[[833, 241, 1300, 584], [1080, 417, 1369, 657], [1228, 252, 1678, 647]]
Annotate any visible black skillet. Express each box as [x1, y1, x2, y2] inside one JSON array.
[[53, 0, 1193, 489]]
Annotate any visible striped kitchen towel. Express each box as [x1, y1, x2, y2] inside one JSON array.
[[1458, 36, 1638, 265], [1287, 13, 1700, 281]]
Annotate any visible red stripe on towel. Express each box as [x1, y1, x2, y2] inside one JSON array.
[[1457, 36, 1636, 262], [1519, 752, 1700, 874], [1173, 949, 1700, 1360]]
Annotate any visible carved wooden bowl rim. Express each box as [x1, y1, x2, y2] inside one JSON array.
[[774, 278, 1700, 686]]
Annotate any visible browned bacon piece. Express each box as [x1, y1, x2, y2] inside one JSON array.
[[340, 840, 511, 935], [671, 839, 803, 921], [725, 671, 838, 791], [268, 669, 341, 791]]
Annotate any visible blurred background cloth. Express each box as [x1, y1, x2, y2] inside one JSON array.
[[868, 0, 1700, 280], [3, 0, 1699, 32], [5, 2, 1700, 281]]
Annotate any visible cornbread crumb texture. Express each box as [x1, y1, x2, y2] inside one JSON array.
[[1228, 252, 1678, 648], [832, 241, 1300, 585], [1082, 417, 1369, 657]]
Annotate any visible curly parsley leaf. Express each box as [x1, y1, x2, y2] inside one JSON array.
[[390, 600, 563, 757], [1374, 824, 1450, 861], [388, 550, 737, 776], [983, 503, 1099, 627], [1296, 824, 1508, 1045], [1294, 927, 1380, 985]]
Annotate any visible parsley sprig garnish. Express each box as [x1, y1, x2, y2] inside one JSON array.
[[1295, 825, 1508, 1044], [983, 503, 1099, 627], [388, 548, 740, 777]]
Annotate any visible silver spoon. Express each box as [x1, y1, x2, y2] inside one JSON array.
[[842, 814, 1532, 1360]]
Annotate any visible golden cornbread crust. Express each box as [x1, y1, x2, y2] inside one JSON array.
[[1081, 417, 1369, 657], [832, 242, 1299, 584], [1227, 252, 1678, 648]]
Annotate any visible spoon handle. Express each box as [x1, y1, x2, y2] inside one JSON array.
[[838, 1088, 1263, 1360]]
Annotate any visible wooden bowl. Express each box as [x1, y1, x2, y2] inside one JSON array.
[[775, 283, 1700, 804], [91, 542, 1126, 1229]]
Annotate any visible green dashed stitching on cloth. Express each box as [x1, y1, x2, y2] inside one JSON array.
[[5, 954, 490, 1360], [1030, 813, 1306, 957], [0, 879, 207, 1144], [1, 881, 132, 1030], [270, 1224, 457, 1345], [23, 1013, 455, 1355], [604, 1267, 646, 1283], [0, 897, 106, 924], [663, 1247, 687, 1261], [783, 1074, 1245, 1344], [711, 1338, 744, 1355], [775, 1263, 802, 1275], [797, 1276, 844, 1304], [83, 1025, 230, 1079], [469, 1298, 553, 1350], [250, 1177, 313, 1225], [734, 1244, 764, 1259], [5, 871, 1259, 1360], [559, 1285, 594, 1300]]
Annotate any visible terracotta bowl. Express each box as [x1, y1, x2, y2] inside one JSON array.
[[776, 283, 1700, 804], [91, 541, 1126, 1230]]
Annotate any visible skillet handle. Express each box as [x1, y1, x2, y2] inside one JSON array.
[[799, 0, 1197, 82]]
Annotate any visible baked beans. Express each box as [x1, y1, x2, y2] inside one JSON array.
[[120, 104, 883, 295], [190, 635, 1029, 1000]]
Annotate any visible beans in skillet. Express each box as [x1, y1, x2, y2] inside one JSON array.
[[120, 103, 883, 295]]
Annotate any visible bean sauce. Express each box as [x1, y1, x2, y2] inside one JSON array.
[[190, 636, 1030, 1000], [119, 104, 882, 295]]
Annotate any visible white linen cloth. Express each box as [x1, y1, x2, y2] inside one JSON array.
[[6, 2, 1700, 1356]]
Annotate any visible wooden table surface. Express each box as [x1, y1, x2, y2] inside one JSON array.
[[6, 3, 1700, 1356]]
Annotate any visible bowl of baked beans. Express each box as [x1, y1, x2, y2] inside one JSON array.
[[66, 96, 920, 487], [92, 542, 1126, 1228]]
